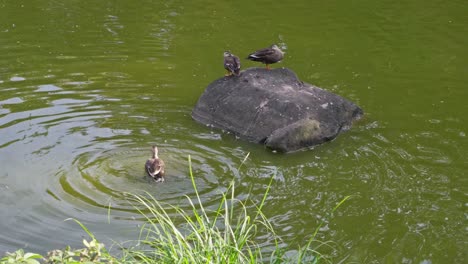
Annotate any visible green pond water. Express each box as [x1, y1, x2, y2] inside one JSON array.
[[1, 0, 467, 263]]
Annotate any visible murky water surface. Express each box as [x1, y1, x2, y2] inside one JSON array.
[[1, 1, 467, 262]]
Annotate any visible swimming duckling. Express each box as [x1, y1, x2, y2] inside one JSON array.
[[145, 145, 165, 182], [223, 51, 241, 76], [247, 44, 284, 69]]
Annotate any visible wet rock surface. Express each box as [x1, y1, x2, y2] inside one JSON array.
[[192, 67, 363, 152]]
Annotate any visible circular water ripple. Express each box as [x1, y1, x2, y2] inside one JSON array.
[[0, 66, 250, 254], [51, 143, 244, 215]]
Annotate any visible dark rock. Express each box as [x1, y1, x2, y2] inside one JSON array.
[[191, 67, 363, 152]]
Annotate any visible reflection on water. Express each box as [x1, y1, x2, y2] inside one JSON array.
[[1, 0, 467, 263]]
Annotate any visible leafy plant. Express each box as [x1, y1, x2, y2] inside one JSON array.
[[120, 155, 276, 263], [44, 219, 116, 263], [118, 155, 350, 263], [1, 155, 351, 263], [1, 249, 43, 264]]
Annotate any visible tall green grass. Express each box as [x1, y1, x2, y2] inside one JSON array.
[[119, 155, 350, 263], [1, 155, 350, 263], [121, 155, 276, 263]]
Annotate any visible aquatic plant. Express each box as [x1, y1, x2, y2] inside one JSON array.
[[119, 155, 350, 263], [120, 155, 278, 263], [0, 249, 42, 264], [1, 155, 350, 263], [0, 223, 116, 264]]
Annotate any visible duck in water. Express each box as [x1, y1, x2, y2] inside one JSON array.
[[145, 145, 165, 182], [247, 44, 284, 69]]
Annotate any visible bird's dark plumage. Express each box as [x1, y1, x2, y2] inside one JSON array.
[[247, 44, 284, 69], [223, 51, 241, 76], [145, 145, 165, 182]]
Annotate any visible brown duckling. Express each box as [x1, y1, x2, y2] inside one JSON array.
[[223, 51, 241, 76], [247, 44, 284, 69], [145, 145, 165, 182]]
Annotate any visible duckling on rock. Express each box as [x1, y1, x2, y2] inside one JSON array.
[[223, 51, 241, 76], [247, 44, 284, 69], [145, 145, 165, 182]]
